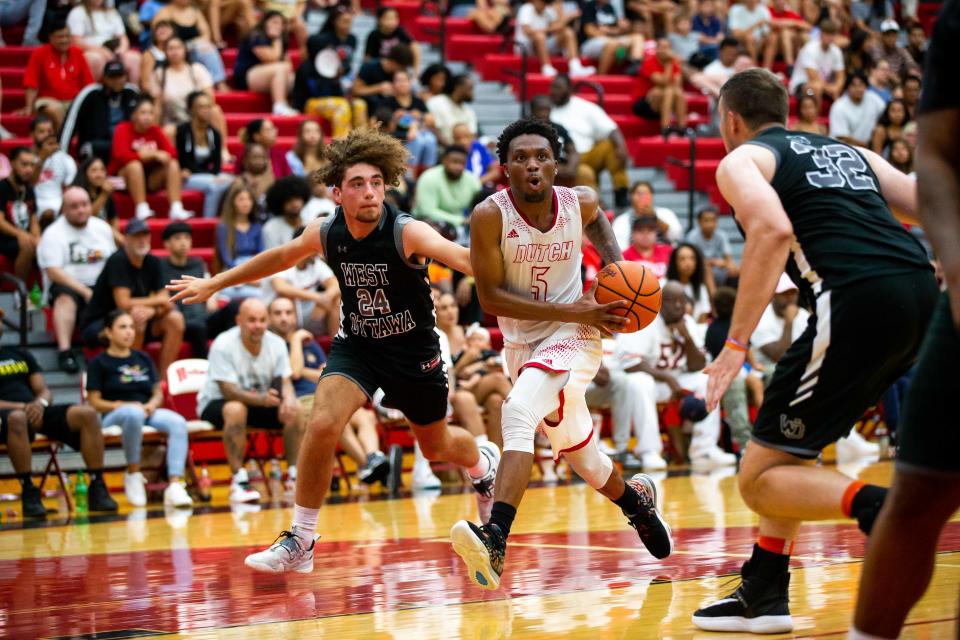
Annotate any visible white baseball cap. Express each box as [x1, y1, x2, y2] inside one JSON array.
[[775, 273, 798, 294], [880, 19, 900, 33]]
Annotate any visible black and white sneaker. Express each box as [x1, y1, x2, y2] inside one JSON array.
[[386, 444, 403, 494], [691, 562, 793, 634], [245, 529, 319, 573], [451, 520, 506, 590], [358, 451, 390, 485], [625, 473, 673, 559]]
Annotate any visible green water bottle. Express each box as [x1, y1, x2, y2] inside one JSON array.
[[74, 470, 88, 514], [29, 283, 42, 309]]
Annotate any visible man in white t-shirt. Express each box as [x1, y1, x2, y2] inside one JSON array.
[[750, 273, 811, 378], [37, 186, 115, 373], [197, 298, 303, 504], [829, 72, 886, 146], [614, 282, 737, 469], [30, 115, 77, 224], [727, 0, 771, 61], [515, 0, 594, 77], [263, 248, 340, 335], [788, 19, 845, 102]]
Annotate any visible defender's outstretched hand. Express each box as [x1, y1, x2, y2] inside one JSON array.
[[167, 276, 218, 305]]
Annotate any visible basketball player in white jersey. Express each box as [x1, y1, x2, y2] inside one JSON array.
[[450, 117, 674, 590]]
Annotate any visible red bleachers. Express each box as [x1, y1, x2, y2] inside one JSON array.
[[112, 191, 206, 219], [119, 217, 219, 249]]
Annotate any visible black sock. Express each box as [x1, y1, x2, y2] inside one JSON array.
[[488, 501, 517, 538], [749, 544, 791, 580], [613, 482, 642, 516], [17, 473, 33, 489], [851, 484, 888, 534], [88, 468, 104, 485]]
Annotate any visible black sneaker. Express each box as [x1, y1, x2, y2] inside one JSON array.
[[450, 520, 506, 590], [88, 477, 119, 512], [58, 350, 80, 374], [691, 562, 793, 634], [624, 473, 673, 559], [386, 444, 403, 494], [21, 483, 48, 518], [358, 451, 390, 485]]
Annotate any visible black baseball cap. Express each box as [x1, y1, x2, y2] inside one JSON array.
[[162, 221, 192, 241], [104, 60, 126, 77], [124, 218, 150, 236]]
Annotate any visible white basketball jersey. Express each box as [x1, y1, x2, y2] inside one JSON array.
[[491, 186, 584, 344]]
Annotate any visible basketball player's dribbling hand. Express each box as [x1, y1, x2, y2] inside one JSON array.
[[569, 281, 629, 337], [703, 347, 746, 411], [167, 275, 216, 305]]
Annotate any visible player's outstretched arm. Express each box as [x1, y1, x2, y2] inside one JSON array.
[[469, 200, 627, 333], [704, 146, 793, 410], [858, 146, 920, 225], [168, 217, 325, 304], [402, 219, 472, 275], [576, 185, 624, 265]]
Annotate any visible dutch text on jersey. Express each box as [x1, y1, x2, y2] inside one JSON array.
[[512, 241, 575, 264]]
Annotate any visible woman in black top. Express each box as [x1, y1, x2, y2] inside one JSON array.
[[85, 309, 194, 508], [176, 91, 233, 218], [363, 6, 420, 71], [232, 11, 298, 115], [383, 70, 437, 176]]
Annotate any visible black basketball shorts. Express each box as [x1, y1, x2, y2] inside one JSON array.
[[0, 404, 81, 450], [320, 335, 449, 426], [752, 271, 939, 458]]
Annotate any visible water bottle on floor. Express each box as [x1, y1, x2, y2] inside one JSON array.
[[74, 470, 88, 514]]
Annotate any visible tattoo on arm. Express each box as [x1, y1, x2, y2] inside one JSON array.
[[584, 213, 624, 265]]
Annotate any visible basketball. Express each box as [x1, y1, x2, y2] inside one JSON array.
[[594, 261, 662, 333]]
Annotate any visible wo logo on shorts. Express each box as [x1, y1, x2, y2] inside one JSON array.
[[780, 415, 806, 440]]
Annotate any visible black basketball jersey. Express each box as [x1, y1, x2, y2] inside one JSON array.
[[746, 126, 931, 304], [320, 203, 438, 348]]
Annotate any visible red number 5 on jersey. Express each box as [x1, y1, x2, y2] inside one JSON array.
[[531, 266, 550, 301]]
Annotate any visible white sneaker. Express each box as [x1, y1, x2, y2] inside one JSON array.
[[230, 481, 262, 503], [163, 481, 194, 508], [471, 441, 500, 523], [168, 205, 195, 221], [836, 431, 880, 461], [135, 204, 156, 221], [569, 60, 596, 77], [124, 472, 147, 507], [541, 63, 558, 77], [245, 529, 319, 573], [0, 124, 13, 140], [272, 102, 300, 116], [691, 447, 738, 471], [640, 451, 668, 471], [412, 461, 442, 490]]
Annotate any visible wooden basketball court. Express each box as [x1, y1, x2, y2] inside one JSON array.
[[2, 459, 957, 639]]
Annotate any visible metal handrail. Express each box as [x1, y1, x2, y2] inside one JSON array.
[[0, 272, 28, 346], [664, 127, 699, 232], [573, 80, 604, 110], [504, 40, 529, 117]]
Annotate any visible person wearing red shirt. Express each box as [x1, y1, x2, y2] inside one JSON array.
[[18, 21, 94, 133], [766, 0, 810, 70], [622, 215, 672, 280], [632, 37, 688, 135], [110, 96, 194, 221]]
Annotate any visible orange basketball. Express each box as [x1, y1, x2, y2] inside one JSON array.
[[594, 261, 662, 333]]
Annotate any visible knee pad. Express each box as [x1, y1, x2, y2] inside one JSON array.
[[501, 396, 539, 454], [501, 367, 568, 454], [565, 440, 614, 489]]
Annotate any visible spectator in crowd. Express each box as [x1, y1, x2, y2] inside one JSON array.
[[669, 13, 703, 64], [413, 146, 482, 231], [791, 93, 827, 135], [30, 116, 77, 226], [204, 0, 258, 49], [615, 282, 737, 469], [80, 218, 185, 374], [451, 323, 512, 447], [148, 37, 224, 141], [750, 273, 810, 382], [427, 73, 479, 147], [232, 11, 298, 116], [242, 118, 292, 178], [60, 60, 139, 164], [692, 0, 724, 61], [237, 143, 275, 207], [19, 20, 95, 133], [85, 309, 194, 509], [216, 185, 264, 297], [587, 338, 668, 470], [788, 19, 844, 102], [579, 0, 644, 75], [110, 96, 194, 221], [296, 7, 367, 138], [871, 20, 921, 80], [286, 120, 327, 178], [888, 138, 913, 175], [419, 63, 452, 102], [612, 180, 683, 248], [727, 0, 772, 63], [158, 221, 218, 358], [353, 43, 414, 115], [548, 74, 630, 207], [902, 119, 918, 150], [74, 157, 122, 246], [868, 58, 894, 102], [67, 0, 142, 84], [152, 0, 229, 91], [905, 23, 926, 67], [628, 0, 678, 38], [686, 205, 738, 286], [263, 176, 312, 249], [829, 72, 887, 147], [843, 27, 874, 77], [383, 70, 438, 177], [633, 37, 689, 135], [515, 0, 595, 78], [0, 0, 43, 47], [530, 95, 581, 188], [667, 242, 714, 322], [263, 227, 340, 335], [0, 147, 39, 283], [468, 0, 513, 35], [37, 187, 115, 373], [690, 36, 743, 99], [901, 74, 921, 119], [197, 298, 304, 503], [765, 0, 809, 70], [621, 215, 672, 279], [453, 124, 499, 186], [364, 6, 421, 72], [301, 178, 337, 223], [176, 92, 233, 219], [139, 20, 175, 94], [850, 0, 894, 33], [870, 98, 910, 155], [0, 307, 117, 518]]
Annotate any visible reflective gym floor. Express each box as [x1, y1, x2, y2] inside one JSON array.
[[2, 459, 957, 639]]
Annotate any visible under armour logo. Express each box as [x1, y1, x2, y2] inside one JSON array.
[[507, 229, 519, 239], [780, 415, 806, 440], [338, 245, 348, 254]]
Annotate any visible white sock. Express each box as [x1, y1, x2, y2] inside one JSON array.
[[232, 468, 249, 485], [847, 628, 893, 640], [467, 445, 491, 479], [287, 464, 297, 480], [292, 504, 319, 544], [475, 434, 489, 445], [135, 202, 152, 219]]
